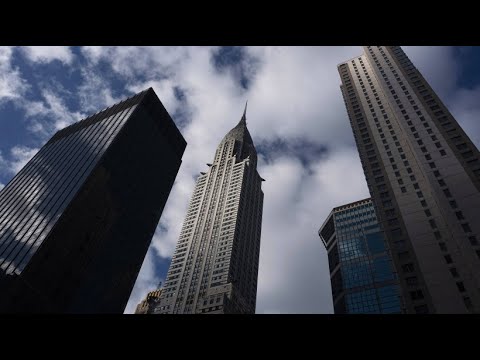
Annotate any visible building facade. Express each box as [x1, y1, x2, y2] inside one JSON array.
[[135, 288, 163, 314], [0, 88, 186, 313], [154, 104, 264, 314], [338, 46, 480, 313], [319, 198, 402, 314]]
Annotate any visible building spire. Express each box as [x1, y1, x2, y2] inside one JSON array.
[[241, 100, 248, 124]]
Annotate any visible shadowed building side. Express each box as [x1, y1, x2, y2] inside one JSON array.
[[0, 88, 186, 313]]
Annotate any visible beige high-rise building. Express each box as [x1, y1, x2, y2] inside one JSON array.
[[135, 288, 163, 314], [338, 46, 480, 313], [154, 104, 264, 314]]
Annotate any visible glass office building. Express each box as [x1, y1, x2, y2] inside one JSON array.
[[0, 88, 186, 313], [319, 198, 403, 314]]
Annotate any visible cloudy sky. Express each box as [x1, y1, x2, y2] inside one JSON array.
[[0, 46, 479, 314]]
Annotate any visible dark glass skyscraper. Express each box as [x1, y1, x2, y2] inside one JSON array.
[[319, 198, 402, 314], [154, 104, 264, 314], [0, 88, 186, 313], [338, 46, 480, 313]]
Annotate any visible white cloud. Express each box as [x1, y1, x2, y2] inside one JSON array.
[[9, 146, 39, 175], [77, 67, 123, 113], [0, 150, 9, 175], [0, 46, 29, 102], [0, 146, 39, 180], [128, 79, 181, 119], [0, 183, 4, 191], [81, 46, 195, 80], [21, 89, 85, 137], [20, 46, 74, 65], [255, 147, 370, 313]]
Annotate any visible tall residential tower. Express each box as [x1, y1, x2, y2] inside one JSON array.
[[155, 104, 264, 314], [0, 88, 186, 313], [338, 46, 480, 313]]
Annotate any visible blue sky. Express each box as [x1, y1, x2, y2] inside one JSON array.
[[1, 46, 479, 313]]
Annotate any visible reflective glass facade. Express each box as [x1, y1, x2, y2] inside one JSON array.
[[319, 198, 403, 314], [0, 88, 186, 313], [0, 105, 136, 275]]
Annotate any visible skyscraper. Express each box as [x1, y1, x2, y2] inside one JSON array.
[[319, 198, 402, 314], [154, 104, 264, 314], [135, 288, 163, 314], [0, 88, 186, 313], [338, 46, 480, 313]]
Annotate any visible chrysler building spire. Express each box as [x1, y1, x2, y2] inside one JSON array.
[[241, 100, 247, 124]]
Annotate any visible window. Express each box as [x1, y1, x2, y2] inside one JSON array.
[[439, 242, 447, 251], [414, 305, 429, 314], [455, 211, 465, 220], [443, 189, 452, 197], [410, 290, 424, 300], [456, 282, 466, 293], [425, 209, 431, 217], [444, 255, 453, 264], [429, 219, 437, 229], [434, 231, 442, 240], [406, 276, 417, 285], [462, 150, 475, 159], [402, 263, 414, 273], [462, 223, 472, 233], [383, 200, 392, 207], [468, 236, 478, 245], [450, 268, 459, 278], [401, 187, 407, 193]]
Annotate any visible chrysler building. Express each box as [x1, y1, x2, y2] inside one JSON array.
[[155, 104, 264, 314]]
